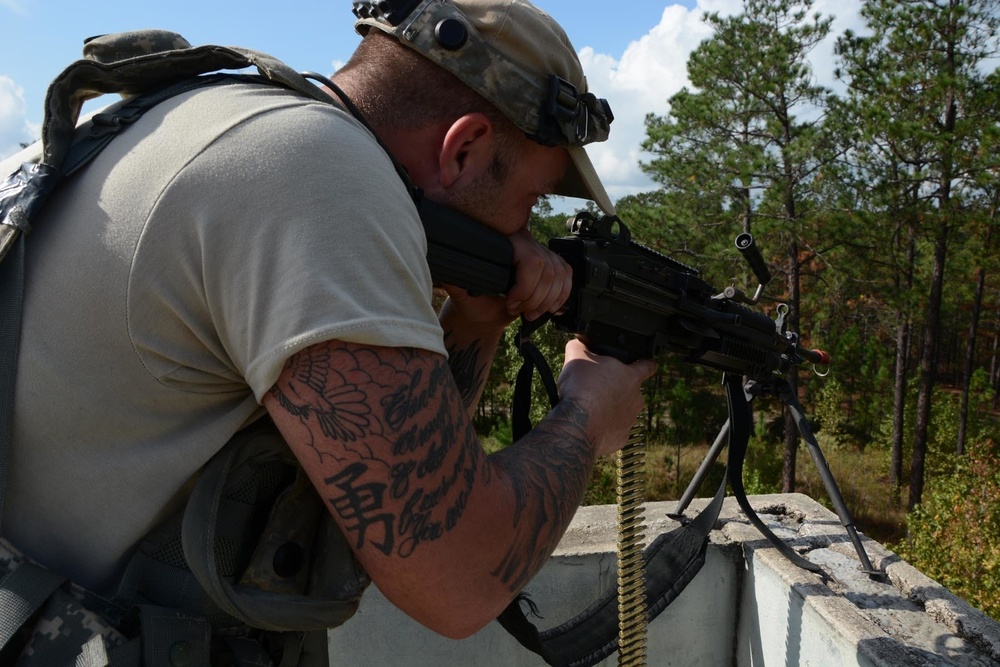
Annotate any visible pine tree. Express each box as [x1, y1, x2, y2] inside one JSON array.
[[642, 0, 835, 491], [835, 0, 1000, 509]]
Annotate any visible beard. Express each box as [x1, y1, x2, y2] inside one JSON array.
[[434, 147, 515, 225]]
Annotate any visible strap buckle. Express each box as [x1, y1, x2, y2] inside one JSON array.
[[352, 0, 424, 26], [536, 76, 614, 148]]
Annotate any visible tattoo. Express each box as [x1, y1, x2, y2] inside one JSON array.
[[444, 329, 488, 410], [380, 363, 450, 433], [325, 463, 394, 555], [273, 342, 484, 559], [269, 346, 382, 461], [490, 400, 593, 592]]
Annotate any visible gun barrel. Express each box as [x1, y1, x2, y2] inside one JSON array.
[[799, 347, 832, 365]]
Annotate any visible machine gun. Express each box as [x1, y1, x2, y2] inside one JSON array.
[[422, 200, 880, 667], [424, 201, 830, 376]]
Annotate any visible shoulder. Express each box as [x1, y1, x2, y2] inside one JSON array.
[[138, 79, 416, 220], [168, 80, 391, 169]]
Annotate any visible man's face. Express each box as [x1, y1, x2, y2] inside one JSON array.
[[437, 136, 570, 236]]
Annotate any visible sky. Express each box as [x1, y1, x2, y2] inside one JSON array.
[[0, 0, 866, 209]]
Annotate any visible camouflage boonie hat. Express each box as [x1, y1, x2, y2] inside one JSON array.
[[353, 0, 617, 214]]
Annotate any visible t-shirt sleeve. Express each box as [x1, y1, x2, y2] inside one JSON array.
[[127, 93, 445, 402]]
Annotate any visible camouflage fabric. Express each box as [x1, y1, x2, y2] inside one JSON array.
[[82, 30, 194, 64], [39, 29, 332, 170], [1, 538, 127, 666], [353, 0, 617, 214], [354, 0, 610, 147]]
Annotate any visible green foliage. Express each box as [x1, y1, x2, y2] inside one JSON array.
[[743, 414, 785, 494], [894, 440, 1000, 620], [813, 377, 852, 449], [582, 457, 619, 506]]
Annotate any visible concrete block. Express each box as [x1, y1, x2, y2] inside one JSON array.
[[327, 494, 1000, 666]]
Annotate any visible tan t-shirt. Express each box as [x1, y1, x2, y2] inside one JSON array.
[[2, 81, 446, 594]]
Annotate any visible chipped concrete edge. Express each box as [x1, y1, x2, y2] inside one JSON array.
[[556, 493, 1000, 665]]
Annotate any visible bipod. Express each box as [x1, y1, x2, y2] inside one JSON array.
[[673, 378, 883, 580]]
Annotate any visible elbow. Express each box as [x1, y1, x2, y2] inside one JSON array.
[[422, 610, 501, 640], [432, 606, 503, 639], [379, 582, 512, 640]]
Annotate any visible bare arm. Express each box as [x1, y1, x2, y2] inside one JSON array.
[[440, 310, 499, 416], [439, 228, 572, 415], [264, 337, 652, 638]]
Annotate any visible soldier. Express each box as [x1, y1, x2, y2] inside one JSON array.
[[0, 0, 654, 664]]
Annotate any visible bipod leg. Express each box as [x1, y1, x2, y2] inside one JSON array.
[[674, 382, 754, 518], [672, 419, 729, 518], [775, 380, 883, 580]]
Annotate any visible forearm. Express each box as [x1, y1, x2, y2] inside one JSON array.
[[485, 398, 596, 593], [266, 338, 649, 639], [265, 339, 597, 638], [439, 297, 506, 415]]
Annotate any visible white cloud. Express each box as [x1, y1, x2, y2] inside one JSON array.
[[565, 0, 864, 211], [0, 76, 37, 160], [577, 4, 717, 204], [0, 0, 28, 15]]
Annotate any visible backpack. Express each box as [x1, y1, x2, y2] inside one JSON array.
[[0, 30, 370, 667]]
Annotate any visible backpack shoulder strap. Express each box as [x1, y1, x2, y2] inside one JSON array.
[[0, 30, 335, 266], [43, 30, 332, 169]]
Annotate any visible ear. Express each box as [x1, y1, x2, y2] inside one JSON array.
[[438, 113, 496, 189]]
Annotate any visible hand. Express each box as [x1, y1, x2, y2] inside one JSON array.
[[442, 228, 572, 328], [504, 229, 573, 321], [557, 339, 657, 458]]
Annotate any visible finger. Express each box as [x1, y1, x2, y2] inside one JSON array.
[[506, 234, 571, 317], [527, 257, 573, 320], [521, 257, 561, 320], [505, 246, 545, 314]]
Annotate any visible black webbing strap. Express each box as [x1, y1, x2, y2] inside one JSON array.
[[497, 341, 747, 666], [511, 316, 559, 440], [61, 74, 263, 179], [0, 234, 24, 532], [0, 558, 66, 650], [725, 378, 822, 573]]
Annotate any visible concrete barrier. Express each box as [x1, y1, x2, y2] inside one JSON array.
[[327, 494, 1000, 666]]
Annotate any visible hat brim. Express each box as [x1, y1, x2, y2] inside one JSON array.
[[555, 146, 615, 215]]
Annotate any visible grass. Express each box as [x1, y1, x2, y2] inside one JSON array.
[[482, 414, 977, 548], [581, 438, 910, 545]]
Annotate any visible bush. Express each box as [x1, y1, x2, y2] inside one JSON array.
[[813, 377, 852, 449], [893, 439, 1000, 621]]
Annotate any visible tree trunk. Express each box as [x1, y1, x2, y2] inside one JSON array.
[[956, 265, 987, 455], [891, 235, 916, 503], [909, 224, 949, 510], [992, 311, 1000, 409], [891, 321, 910, 498], [782, 238, 801, 493]]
